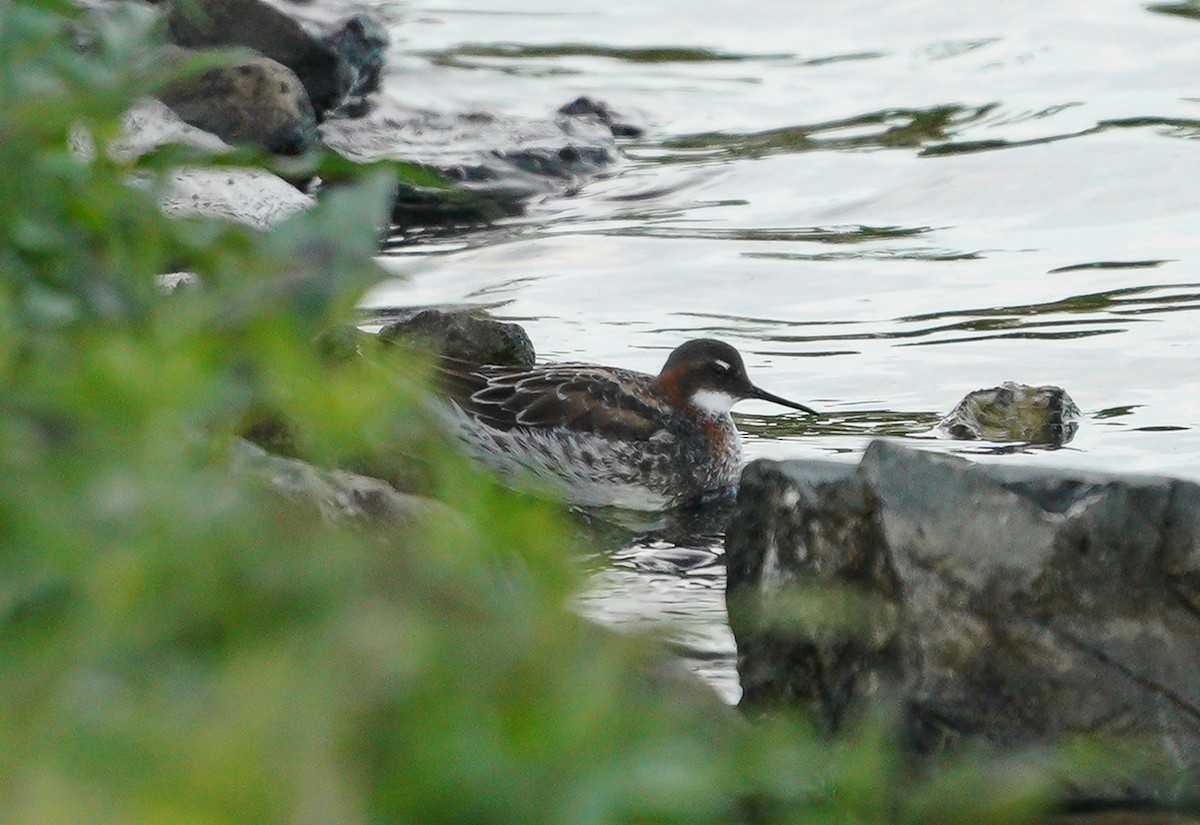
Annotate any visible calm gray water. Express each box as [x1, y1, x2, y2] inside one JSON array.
[[361, 0, 1200, 701]]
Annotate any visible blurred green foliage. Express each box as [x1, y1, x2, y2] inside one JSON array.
[[0, 2, 1058, 823]]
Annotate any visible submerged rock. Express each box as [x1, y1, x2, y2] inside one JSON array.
[[321, 103, 623, 231], [726, 440, 1200, 806], [937, 381, 1080, 445], [558, 96, 646, 139], [377, 308, 536, 367]]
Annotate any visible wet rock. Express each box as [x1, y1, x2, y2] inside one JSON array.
[[938, 381, 1081, 445], [159, 165, 314, 228], [377, 308, 536, 367], [726, 440, 1200, 806], [322, 13, 390, 115], [387, 182, 512, 231], [158, 52, 319, 154], [116, 97, 229, 157], [165, 0, 353, 118], [558, 96, 646, 139], [320, 104, 622, 230]]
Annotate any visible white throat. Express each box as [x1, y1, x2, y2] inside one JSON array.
[[689, 389, 737, 415]]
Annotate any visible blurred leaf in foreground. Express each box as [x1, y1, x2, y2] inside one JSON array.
[[0, 4, 1062, 825]]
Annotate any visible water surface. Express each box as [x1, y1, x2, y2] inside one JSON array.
[[362, 0, 1200, 701]]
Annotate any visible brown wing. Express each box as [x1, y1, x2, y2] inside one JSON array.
[[436, 358, 672, 442]]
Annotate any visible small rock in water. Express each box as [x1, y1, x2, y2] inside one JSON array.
[[937, 380, 1080, 445], [323, 13, 390, 107], [558, 96, 646, 139], [378, 308, 536, 367]]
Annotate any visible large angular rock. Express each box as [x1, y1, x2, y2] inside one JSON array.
[[726, 441, 1200, 806]]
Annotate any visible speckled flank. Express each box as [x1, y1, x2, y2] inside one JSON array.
[[443, 402, 680, 509]]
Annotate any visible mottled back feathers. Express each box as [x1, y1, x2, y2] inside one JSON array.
[[439, 360, 674, 443]]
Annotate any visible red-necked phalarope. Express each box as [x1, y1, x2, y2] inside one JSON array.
[[438, 338, 818, 510]]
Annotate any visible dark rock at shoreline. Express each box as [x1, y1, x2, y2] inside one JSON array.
[[388, 182, 513, 231], [938, 381, 1081, 445], [378, 309, 536, 367], [322, 12, 390, 116], [726, 440, 1200, 806], [165, 0, 353, 119], [158, 53, 318, 154]]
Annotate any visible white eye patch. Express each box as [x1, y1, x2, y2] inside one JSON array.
[[690, 389, 737, 414], [713, 359, 732, 373]]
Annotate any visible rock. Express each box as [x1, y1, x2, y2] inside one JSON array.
[[159, 165, 314, 229], [937, 381, 1081, 445], [322, 13, 389, 115], [119, 100, 315, 229], [230, 438, 452, 531], [558, 96, 646, 139], [387, 182, 512, 229], [116, 97, 230, 157], [165, 0, 353, 119], [377, 308, 536, 367], [315, 324, 373, 364], [726, 440, 1200, 806], [158, 52, 319, 154], [320, 104, 622, 228]]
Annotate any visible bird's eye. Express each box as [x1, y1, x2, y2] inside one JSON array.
[[712, 359, 732, 374]]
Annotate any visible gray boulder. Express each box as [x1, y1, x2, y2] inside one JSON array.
[[726, 440, 1200, 806], [158, 52, 318, 154]]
